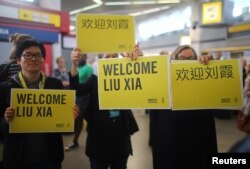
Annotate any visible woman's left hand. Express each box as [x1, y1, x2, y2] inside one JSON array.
[[198, 55, 212, 65], [72, 104, 80, 119]]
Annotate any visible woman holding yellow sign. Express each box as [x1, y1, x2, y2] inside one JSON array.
[[69, 47, 139, 169], [0, 40, 79, 169], [150, 45, 217, 169]]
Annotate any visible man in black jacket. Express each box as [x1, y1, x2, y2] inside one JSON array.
[[0, 40, 78, 169], [0, 33, 33, 169]]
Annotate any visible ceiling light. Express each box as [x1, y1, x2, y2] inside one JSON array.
[[157, 0, 180, 3], [105, 0, 180, 6], [129, 12, 143, 16], [69, 0, 103, 15], [129, 6, 170, 16], [24, 0, 34, 2], [93, 0, 103, 4], [142, 8, 161, 14], [132, 1, 156, 5], [105, 2, 131, 5], [70, 3, 102, 15]]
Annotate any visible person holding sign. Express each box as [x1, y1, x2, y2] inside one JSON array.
[[150, 45, 217, 169], [65, 54, 93, 151], [69, 48, 139, 169], [0, 40, 79, 169], [0, 33, 33, 169]]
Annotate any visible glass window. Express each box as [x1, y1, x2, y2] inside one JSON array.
[[138, 6, 191, 41], [230, 0, 250, 22]]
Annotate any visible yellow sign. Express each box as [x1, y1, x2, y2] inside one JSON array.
[[10, 89, 75, 133], [19, 8, 61, 27], [171, 59, 243, 110], [98, 56, 170, 109], [202, 1, 222, 25], [229, 23, 250, 33], [76, 14, 135, 53]]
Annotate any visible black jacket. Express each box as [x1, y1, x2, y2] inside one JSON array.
[[0, 61, 20, 83], [0, 76, 64, 169], [150, 109, 218, 169], [69, 74, 139, 160]]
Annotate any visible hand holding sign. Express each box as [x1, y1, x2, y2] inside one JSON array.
[[4, 107, 15, 123], [73, 104, 80, 119], [71, 47, 82, 66], [198, 54, 213, 65], [121, 44, 143, 60], [10, 89, 75, 133], [71, 47, 83, 76], [98, 55, 170, 109]]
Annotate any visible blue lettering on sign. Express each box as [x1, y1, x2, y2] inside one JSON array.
[[0, 28, 9, 35]]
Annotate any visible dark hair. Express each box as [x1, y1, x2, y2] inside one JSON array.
[[15, 39, 46, 59]]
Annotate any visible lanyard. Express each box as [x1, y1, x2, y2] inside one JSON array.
[[18, 72, 45, 89]]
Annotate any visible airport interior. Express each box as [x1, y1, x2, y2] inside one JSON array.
[[0, 0, 250, 169]]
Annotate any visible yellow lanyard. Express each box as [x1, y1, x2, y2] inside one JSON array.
[[18, 72, 46, 89]]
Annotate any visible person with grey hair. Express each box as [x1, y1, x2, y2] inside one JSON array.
[[52, 56, 69, 89], [150, 45, 217, 169]]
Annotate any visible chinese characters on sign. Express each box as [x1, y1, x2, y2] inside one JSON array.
[[171, 60, 243, 110], [77, 14, 135, 53], [82, 18, 129, 30], [175, 65, 233, 81]]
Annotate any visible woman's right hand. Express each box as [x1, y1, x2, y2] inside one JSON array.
[[120, 44, 143, 60], [4, 107, 15, 123], [71, 47, 82, 67], [71, 47, 83, 76]]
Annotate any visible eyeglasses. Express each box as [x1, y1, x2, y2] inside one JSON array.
[[21, 53, 44, 61], [177, 55, 196, 60], [105, 53, 118, 58]]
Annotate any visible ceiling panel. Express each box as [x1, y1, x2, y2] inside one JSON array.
[[61, 0, 183, 15], [61, 0, 191, 31]]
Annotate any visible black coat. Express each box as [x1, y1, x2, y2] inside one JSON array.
[[0, 61, 20, 83], [0, 77, 64, 169], [69, 74, 139, 160], [150, 109, 217, 169]]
